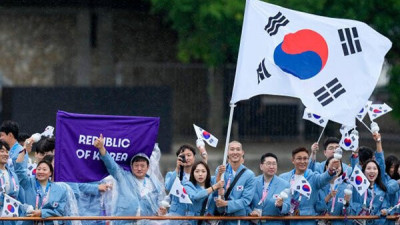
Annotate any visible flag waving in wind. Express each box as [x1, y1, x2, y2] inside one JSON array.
[[230, 0, 392, 126], [193, 124, 218, 147], [349, 166, 370, 196], [170, 177, 192, 204], [291, 176, 312, 199], [367, 103, 392, 121], [1, 194, 20, 217], [302, 108, 328, 127]]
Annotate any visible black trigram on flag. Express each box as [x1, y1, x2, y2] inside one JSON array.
[[338, 27, 362, 56], [257, 58, 271, 84], [264, 12, 289, 36], [314, 78, 346, 106]]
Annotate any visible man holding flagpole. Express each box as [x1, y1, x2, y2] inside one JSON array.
[[279, 147, 339, 225], [211, 141, 255, 225]]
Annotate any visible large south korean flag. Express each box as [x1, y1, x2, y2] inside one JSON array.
[[230, 0, 392, 126]]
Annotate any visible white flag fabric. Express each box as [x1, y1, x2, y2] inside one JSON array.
[[41, 125, 54, 137], [349, 166, 370, 196], [331, 171, 348, 190], [193, 124, 218, 147], [170, 177, 192, 204], [302, 108, 328, 127], [356, 100, 372, 121], [291, 176, 312, 199], [339, 124, 355, 136], [1, 194, 20, 217], [367, 103, 392, 121], [27, 162, 37, 178], [339, 129, 359, 151], [230, 0, 392, 126]]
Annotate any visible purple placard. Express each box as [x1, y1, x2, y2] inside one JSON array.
[[54, 111, 159, 182]]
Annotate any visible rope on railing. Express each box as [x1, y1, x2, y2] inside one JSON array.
[[0, 215, 398, 221]]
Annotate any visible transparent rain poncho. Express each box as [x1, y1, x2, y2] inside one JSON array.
[[102, 143, 167, 225], [58, 182, 82, 225]]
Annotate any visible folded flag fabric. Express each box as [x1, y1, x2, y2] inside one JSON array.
[[170, 177, 192, 204]]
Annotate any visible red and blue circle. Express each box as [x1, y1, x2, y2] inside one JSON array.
[[274, 29, 328, 80], [7, 204, 15, 213], [355, 176, 363, 185], [32, 168, 36, 176], [202, 131, 211, 139], [302, 184, 311, 192], [344, 138, 352, 147]]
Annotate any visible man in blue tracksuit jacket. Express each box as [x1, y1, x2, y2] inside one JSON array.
[[209, 141, 255, 225], [279, 147, 339, 225], [250, 152, 291, 225]]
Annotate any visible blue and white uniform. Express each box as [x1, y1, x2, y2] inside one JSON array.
[[0, 166, 20, 225], [15, 162, 68, 225], [250, 175, 290, 225], [279, 169, 334, 225], [209, 164, 255, 225], [316, 182, 353, 225], [351, 184, 388, 225]]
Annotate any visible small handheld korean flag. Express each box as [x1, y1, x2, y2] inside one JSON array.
[[1, 194, 20, 217], [367, 103, 392, 121], [27, 162, 37, 177], [193, 124, 218, 147], [170, 177, 192, 204], [339, 129, 359, 151], [349, 166, 370, 196], [292, 176, 312, 199], [356, 101, 372, 121], [302, 108, 328, 127], [332, 171, 348, 190]]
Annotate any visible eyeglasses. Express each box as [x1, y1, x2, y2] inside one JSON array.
[[263, 162, 277, 167], [295, 157, 309, 162]]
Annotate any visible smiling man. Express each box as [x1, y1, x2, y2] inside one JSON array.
[[279, 147, 339, 225], [0, 139, 20, 225], [308, 137, 350, 174], [212, 141, 255, 225]]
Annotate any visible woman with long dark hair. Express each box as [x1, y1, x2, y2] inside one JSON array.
[[183, 161, 223, 225], [352, 160, 388, 225]]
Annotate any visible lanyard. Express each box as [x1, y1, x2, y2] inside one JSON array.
[[35, 180, 51, 210], [0, 170, 17, 193], [258, 176, 273, 205], [363, 185, 375, 212], [226, 165, 236, 190], [330, 186, 337, 213]]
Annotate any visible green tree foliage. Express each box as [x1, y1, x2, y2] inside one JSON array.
[[150, 0, 400, 117]]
